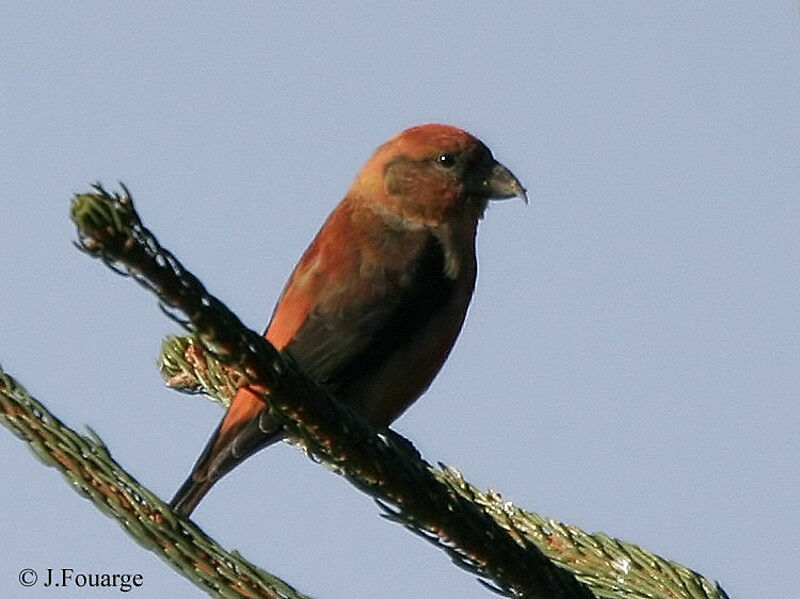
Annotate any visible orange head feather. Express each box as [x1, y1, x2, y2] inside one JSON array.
[[348, 124, 526, 229]]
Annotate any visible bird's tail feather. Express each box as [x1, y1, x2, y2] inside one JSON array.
[[170, 388, 284, 516], [170, 474, 218, 517]]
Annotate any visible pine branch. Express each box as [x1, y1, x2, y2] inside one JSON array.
[[63, 183, 730, 599], [162, 334, 733, 599], [0, 366, 310, 599]]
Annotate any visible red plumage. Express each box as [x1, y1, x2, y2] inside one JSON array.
[[171, 124, 525, 516]]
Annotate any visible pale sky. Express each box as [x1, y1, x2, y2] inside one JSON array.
[[1, 4, 798, 598]]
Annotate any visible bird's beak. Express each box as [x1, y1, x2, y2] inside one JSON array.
[[482, 161, 528, 204]]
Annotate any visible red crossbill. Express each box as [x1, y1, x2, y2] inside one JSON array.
[[171, 124, 525, 516]]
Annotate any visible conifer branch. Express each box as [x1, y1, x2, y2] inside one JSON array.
[[162, 335, 732, 599], [0, 366, 310, 599]]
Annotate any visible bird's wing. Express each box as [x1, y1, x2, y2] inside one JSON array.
[[282, 231, 456, 393]]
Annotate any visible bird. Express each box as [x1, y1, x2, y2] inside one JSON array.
[[170, 123, 526, 516]]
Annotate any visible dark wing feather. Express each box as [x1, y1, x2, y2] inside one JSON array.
[[285, 234, 455, 395]]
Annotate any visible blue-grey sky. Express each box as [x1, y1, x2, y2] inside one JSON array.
[[1, 4, 798, 598]]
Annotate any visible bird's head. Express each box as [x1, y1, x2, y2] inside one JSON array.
[[349, 124, 526, 229]]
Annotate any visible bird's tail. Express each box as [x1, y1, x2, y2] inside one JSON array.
[[170, 387, 284, 516], [170, 474, 218, 518]]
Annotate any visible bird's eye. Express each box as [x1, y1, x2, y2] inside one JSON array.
[[437, 153, 456, 168]]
